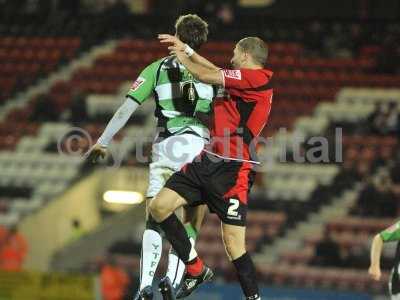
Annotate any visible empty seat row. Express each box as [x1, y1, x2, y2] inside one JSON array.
[[269, 56, 374, 71], [0, 37, 80, 49], [342, 135, 398, 147], [257, 264, 388, 293], [338, 88, 400, 104], [327, 217, 392, 234], [265, 163, 338, 182]]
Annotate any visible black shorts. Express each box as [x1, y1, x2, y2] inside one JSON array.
[[390, 265, 400, 296], [165, 152, 256, 226]]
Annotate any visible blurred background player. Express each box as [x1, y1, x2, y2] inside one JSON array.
[[150, 35, 273, 300], [100, 256, 129, 300], [0, 225, 27, 272], [86, 14, 213, 300], [369, 220, 400, 299]]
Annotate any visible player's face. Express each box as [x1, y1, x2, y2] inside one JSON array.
[[230, 45, 245, 69]]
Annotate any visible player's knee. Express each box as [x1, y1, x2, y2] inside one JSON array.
[[148, 198, 163, 220], [146, 215, 163, 235], [149, 197, 170, 222]]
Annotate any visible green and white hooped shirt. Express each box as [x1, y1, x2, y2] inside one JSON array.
[[126, 56, 215, 140]]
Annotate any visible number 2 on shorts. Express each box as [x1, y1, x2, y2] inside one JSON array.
[[228, 199, 240, 217]]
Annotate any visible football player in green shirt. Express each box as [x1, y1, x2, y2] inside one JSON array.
[[87, 14, 214, 300], [369, 220, 400, 299]]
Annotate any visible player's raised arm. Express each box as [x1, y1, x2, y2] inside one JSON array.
[[190, 49, 220, 71], [158, 34, 220, 71], [176, 51, 223, 85], [161, 48, 223, 85], [159, 34, 223, 85]]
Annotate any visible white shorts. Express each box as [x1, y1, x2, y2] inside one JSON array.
[[146, 134, 206, 198]]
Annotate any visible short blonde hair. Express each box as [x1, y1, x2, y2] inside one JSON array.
[[237, 37, 268, 66]]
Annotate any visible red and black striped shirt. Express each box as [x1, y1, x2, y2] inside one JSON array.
[[205, 68, 273, 163]]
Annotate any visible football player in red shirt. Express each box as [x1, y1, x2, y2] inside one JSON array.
[[150, 34, 273, 300]]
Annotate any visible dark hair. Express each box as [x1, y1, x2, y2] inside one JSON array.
[[175, 14, 208, 50], [237, 37, 268, 66]]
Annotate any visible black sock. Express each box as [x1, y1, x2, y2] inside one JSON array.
[[232, 252, 260, 299], [158, 213, 192, 262]]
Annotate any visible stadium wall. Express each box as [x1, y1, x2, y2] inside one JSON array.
[[19, 172, 103, 271], [19, 167, 149, 272]]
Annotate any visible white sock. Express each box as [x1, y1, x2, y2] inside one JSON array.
[[165, 248, 186, 289], [139, 229, 162, 290], [166, 237, 195, 288]]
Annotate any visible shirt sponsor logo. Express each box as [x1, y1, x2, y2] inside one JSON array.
[[186, 279, 197, 289], [223, 69, 242, 80], [130, 77, 145, 92]]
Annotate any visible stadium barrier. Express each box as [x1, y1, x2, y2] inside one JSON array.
[[0, 271, 94, 300], [191, 283, 373, 300]]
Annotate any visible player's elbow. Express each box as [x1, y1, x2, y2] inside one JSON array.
[[373, 234, 383, 243], [371, 234, 384, 250], [196, 72, 209, 83], [198, 71, 222, 85]]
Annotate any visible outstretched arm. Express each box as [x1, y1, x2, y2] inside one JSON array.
[[176, 51, 223, 85], [368, 234, 383, 281], [191, 51, 220, 71], [97, 98, 139, 147], [86, 98, 138, 163], [86, 59, 158, 162]]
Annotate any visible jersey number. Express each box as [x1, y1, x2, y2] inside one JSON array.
[[227, 199, 240, 217]]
